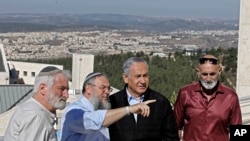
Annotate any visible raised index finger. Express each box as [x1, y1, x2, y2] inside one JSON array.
[[143, 99, 156, 105]]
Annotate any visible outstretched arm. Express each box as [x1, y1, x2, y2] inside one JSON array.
[[103, 99, 156, 127]]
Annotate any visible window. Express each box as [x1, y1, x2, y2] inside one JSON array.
[[23, 71, 27, 76], [31, 72, 36, 77], [16, 70, 19, 76]]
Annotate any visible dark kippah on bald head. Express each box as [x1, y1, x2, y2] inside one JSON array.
[[38, 66, 62, 76]]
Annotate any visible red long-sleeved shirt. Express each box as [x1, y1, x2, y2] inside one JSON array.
[[174, 82, 242, 141]]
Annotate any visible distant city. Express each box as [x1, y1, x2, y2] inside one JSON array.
[[0, 14, 239, 60]]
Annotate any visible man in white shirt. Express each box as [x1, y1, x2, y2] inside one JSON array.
[[4, 66, 71, 141]]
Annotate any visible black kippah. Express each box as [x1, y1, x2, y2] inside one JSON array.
[[38, 66, 61, 76]]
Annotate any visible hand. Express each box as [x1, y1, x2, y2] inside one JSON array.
[[129, 99, 156, 117]]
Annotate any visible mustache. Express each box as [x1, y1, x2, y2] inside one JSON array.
[[59, 97, 68, 101]]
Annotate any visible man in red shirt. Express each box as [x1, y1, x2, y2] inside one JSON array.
[[174, 54, 242, 141]]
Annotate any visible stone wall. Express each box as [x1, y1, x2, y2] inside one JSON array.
[[236, 0, 250, 124]]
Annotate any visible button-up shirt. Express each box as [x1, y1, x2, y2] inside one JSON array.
[[126, 88, 144, 121], [60, 96, 109, 141], [174, 81, 242, 141], [4, 97, 57, 141]]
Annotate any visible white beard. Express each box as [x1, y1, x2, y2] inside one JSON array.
[[48, 92, 67, 110], [200, 79, 218, 90]]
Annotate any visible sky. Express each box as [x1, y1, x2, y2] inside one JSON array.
[[0, 0, 240, 20]]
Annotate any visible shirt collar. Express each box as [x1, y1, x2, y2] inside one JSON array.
[[126, 87, 144, 102], [80, 95, 95, 111]]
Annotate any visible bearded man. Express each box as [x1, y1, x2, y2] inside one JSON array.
[[4, 66, 71, 141], [60, 72, 156, 141], [174, 54, 242, 141]]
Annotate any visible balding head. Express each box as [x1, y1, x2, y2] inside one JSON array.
[[196, 55, 222, 91], [199, 55, 218, 65]]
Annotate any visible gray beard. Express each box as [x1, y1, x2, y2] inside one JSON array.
[[89, 95, 111, 110], [200, 79, 218, 90], [48, 92, 67, 110]]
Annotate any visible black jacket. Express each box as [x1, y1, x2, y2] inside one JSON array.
[[109, 86, 179, 141]]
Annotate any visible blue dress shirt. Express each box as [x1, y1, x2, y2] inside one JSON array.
[[60, 96, 109, 141], [126, 89, 144, 121]]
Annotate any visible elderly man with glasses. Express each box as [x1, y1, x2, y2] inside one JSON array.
[[60, 72, 156, 141], [174, 54, 242, 141]]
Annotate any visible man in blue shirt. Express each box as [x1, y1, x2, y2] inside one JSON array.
[[61, 72, 155, 141]]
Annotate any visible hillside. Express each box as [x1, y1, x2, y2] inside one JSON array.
[[0, 13, 239, 33]]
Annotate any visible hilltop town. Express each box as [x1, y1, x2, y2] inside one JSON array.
[[0, 14, 239, 60], [0, 29, 238, 60]]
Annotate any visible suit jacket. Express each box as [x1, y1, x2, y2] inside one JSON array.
[[109, 85, 179, 141]]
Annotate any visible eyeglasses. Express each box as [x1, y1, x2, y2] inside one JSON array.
[[88, 83, 113, 92], [199, 58, 218, 64]]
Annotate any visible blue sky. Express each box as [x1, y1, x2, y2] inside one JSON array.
[[0, 0, 240, 19]]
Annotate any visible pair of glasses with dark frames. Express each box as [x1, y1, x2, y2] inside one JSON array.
[[199, 58, 218, 64]]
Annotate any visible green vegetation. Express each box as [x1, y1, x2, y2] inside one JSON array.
[[26, 47, 238, 104]]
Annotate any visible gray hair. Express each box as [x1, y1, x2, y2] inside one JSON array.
[[33, 67, 71, 93], [123, 57, 148, 76]]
